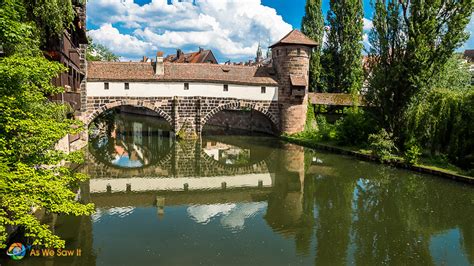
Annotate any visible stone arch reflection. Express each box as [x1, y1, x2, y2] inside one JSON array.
[[88, 106, 174, 170]]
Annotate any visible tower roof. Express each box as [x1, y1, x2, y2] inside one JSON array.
[[269, 29, 318, 48]]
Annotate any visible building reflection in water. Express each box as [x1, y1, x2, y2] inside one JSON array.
[[33, 112, 473, 266]]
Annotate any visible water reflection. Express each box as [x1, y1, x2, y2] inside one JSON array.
[[7, 113, 473, 265], [89, 113, 173, 169]]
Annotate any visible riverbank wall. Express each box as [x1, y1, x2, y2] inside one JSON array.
[[282, 136, 474, 184]]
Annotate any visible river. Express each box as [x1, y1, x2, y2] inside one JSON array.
[[6, 112, 473, 265]]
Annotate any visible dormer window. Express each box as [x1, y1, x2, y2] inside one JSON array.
[[184, 83, 189, 90], [104, 82, 109, 90], [223, 84, 228, 92]]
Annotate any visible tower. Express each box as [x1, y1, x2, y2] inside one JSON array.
[[256, 42, 263, 63], [270, 30, 318, 134]]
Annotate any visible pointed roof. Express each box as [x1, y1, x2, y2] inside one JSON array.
[[269, 29, 318, 48]]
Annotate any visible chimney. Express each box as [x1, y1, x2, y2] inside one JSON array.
[[142, 56, 148, 62], [177, 49, 184, 59], [199, 47, 204, 53], [155, 51, 164, 75]]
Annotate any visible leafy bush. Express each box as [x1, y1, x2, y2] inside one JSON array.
[[368, 129, 398, 162], [316, 115, 338, 141], [404, 139, 422, 165], [337, 108, 376, 146]]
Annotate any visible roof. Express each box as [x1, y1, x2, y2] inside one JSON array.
[[269, 29, 318, 48], [464, 50, 474, 62], [164, 49, 217, 64], [87, 61, 279, 86], [290, 75, 307, 87]]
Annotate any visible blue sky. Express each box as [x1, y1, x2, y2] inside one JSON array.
[[86, 0, 473, 62]]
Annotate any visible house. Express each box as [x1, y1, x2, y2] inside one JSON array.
[[163, 48, 218, 64], [44, 0, 87, 113]]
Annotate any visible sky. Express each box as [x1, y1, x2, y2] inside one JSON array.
[[86, 0, 474, 62]]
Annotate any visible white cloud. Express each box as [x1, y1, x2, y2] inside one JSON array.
[[88, 23, 157, 60], [363, 18, 373, 31], [86, 0, 292, 61]]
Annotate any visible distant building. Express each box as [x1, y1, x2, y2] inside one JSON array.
[[463, 50, 474, 85], [163, 48, 218, 64], [256, 43, 264, 63], [463, 49, 474, 62]]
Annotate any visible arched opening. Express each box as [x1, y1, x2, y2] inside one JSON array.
[[88, 104, 174, 169], [201, 103, 279, 136]]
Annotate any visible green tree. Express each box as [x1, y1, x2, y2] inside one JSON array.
[[0, 0, 94, 248], [301, 0, 324, 92], [86, 36, 119, 62], [367, 0, 473, 139], [431, 54, 472, 91], [321, 0, 364, 94]]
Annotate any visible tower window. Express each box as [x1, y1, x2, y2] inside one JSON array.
[[297, 48, 301, 55], [223, 84, 228, 92], [104, 82, 109, 90], [124, 83, 129, 90], [184, 82, 189, 90], [261, 86, 266, 94]]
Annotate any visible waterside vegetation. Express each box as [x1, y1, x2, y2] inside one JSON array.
[[297, 0, 474, 177]]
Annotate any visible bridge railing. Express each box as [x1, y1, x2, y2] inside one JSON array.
[[308, 93, 366, 106]]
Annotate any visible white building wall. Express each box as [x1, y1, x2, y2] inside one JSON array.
[[87, 81, 278, 101]]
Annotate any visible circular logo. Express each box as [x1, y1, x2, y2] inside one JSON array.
[[6, 242, 26, 260]]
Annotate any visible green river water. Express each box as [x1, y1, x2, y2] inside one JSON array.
[[4, 112, 473, 265]]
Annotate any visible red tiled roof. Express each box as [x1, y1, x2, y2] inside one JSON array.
[[164, 49, 217, 64], [269, 29, 318, 48], [464, 50, 474, 62], [87, 61, 278, 86]]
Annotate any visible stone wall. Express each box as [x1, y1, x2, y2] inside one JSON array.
[[205, 109, 277, 135]]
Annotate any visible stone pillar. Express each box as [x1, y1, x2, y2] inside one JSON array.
[[195, 97, 202, 136]]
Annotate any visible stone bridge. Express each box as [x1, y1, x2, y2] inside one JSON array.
[[78, 30, 319, 138], [82, 97, 280, 137]]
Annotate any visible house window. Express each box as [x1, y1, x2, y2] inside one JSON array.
[[124, 83, 129, 90], [261, 86, 266, 93], [184, 83, 189, 90], [223, 84, 228, 92], [104, 82, 109, 90]]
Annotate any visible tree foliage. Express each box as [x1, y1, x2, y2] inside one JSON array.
[[301, 0, 324, 92], [405, 88, 473, 168], [0, 0, 94, 248], [86, 36, 119, 62], [321, 0, 364, 94], [366, 0, 473, 137]]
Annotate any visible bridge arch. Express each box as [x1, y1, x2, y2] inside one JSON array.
[[201, 101, 280, 134], [84, 100, 173, 128]]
